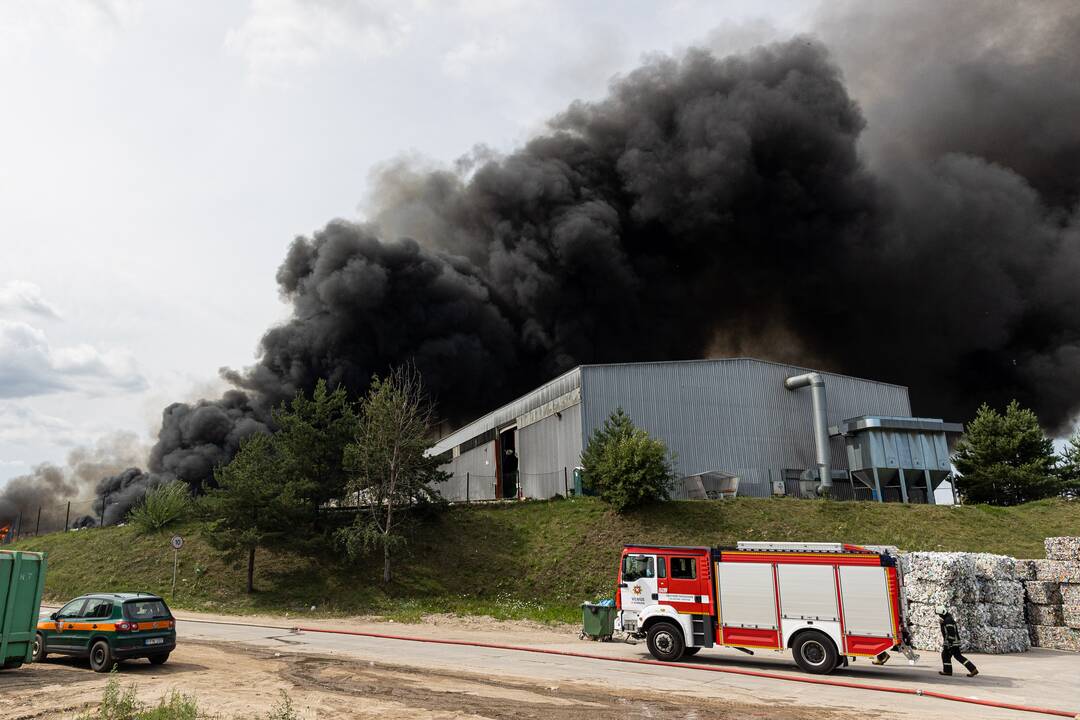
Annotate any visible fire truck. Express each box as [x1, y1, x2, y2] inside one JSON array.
[[615, 541, 918, 674]]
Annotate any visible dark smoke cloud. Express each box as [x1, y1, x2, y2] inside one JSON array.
[[0, 432, 146, 528], [227, 38, 877, 433], [148, 390, 269, 492], [96, 468, 164, 526], [814, 0, 1080, 432], [10, 2, 1080, 517]]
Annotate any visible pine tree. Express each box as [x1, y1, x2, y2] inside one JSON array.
[[952, 400, 1060, 505], [1057, 429, 1080, 497], [581, 408, 674, 512]]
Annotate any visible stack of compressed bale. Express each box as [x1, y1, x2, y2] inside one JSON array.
[[972, 554, 1029, 652], [899, 552, 1029, 653], [1025, 537, 1080, 652]]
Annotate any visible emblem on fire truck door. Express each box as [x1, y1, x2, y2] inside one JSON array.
[[632, 584, 642, 595]]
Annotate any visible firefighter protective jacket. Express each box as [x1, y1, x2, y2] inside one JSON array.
[[939, 612, 961, 648]]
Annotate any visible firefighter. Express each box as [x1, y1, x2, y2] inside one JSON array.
[[936, 605, 978, 677]]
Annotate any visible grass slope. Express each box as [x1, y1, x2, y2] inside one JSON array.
[[12, 497, 1078, 624]]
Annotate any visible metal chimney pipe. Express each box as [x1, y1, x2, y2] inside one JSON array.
[[784, 372, 832, 491]]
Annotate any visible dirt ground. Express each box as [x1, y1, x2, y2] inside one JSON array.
[[6, 639, 869, 720]]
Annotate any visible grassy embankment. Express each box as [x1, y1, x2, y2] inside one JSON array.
[[12, 497, 1078, 624]]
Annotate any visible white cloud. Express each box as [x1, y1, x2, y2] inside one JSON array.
[[0, 403, 76, 445], [0, 319, 147, 398], [0, 281, 61, 319], [226, 0, 416, 81], [442, 35, 509, 79], [0, 0, 140, 62]]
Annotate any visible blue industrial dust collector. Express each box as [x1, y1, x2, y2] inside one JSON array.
[[830, 416, 963, 503]]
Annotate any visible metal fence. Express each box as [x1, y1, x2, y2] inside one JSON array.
[[0, 496, 103, 544], [437, 469, 928, 504]]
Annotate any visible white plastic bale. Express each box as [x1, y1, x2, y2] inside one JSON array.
[[1031, 625, 1080, 652], [1043, 537, 1080, 561], [1024, 580, 1063, 605], [977, 579, 1024, 606], [1061, 583, 1080, 606], [1034, 560, 1080, 583], [1064, 605, 1080, 629], [905, 582, 977, 606], [901, 552, 976, 582], [978, 603, 1026, 629], [1015, 559, 1038, 580], [971, 626, 1031, 653], [1026, 602, 1064, 626], [973, 553, 1016, 579]]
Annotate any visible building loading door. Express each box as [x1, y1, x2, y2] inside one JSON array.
[[498, 426, 518, 500]]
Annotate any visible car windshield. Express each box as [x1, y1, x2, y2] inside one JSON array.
[[123, 599, 172, 621]]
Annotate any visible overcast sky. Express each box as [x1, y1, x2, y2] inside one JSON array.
[[0, 0, 818, 484]]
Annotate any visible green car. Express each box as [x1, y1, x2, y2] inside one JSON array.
[[34, 593, 176, 672]]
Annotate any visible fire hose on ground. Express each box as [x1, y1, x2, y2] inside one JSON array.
[[287, 625, 1079, 719]]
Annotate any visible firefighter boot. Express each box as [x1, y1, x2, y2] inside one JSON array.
[[963, 660, 978, 677]]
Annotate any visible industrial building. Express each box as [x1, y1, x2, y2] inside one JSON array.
[[430, 358, 961, 503]]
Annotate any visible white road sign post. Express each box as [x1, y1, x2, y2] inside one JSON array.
[[170, 535, 184, 597]]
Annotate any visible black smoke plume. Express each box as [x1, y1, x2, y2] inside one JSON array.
[[174, 14, 1080, 496], [8, 1, 1080, 523], [0, 432, 146, 531]]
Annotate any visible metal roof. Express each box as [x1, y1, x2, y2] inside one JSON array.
[[830, 415, 964, 436]]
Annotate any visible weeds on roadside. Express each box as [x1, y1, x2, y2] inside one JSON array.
[[129, 481, 193, 533], [78, 675, 300, 720], [77, 675, 200, 720], [262, 691, 300, 720]]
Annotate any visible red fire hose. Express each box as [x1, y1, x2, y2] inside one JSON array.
[[292, 626, 1079, 718]]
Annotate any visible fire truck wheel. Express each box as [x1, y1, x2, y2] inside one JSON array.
[[792, 631, 838, 674], [646, 621, 685, 662], [682, 647, 701, 656]]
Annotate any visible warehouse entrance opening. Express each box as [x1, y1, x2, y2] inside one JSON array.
[[499, 427, 518, 500]]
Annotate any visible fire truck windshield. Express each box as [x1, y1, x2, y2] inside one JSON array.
[[622, 555, 655, 581]]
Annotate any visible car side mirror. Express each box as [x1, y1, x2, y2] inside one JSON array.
[[49, 612, 58, 620]]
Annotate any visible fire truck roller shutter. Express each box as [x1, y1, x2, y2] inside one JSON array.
[[837, 566, 897, 656], [715, 562, 779, 649], [776, 564, 843, 659]]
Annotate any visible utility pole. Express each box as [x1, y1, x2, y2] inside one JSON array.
[[64, 501, 70, 532], [35, 507, 41, 536], [99, 492, 107, 527]]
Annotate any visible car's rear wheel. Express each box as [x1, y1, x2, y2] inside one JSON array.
[[148, 653, 169, 666], [32, 632, 46, 662], [89, 640, 114, 673], [646, 621, 685, 662], [792, 631, 838, 675]]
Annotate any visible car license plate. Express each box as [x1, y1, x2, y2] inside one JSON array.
[[145, 638, 164, 645]]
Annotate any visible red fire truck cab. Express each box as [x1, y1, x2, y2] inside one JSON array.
[[616, 541, 917, 674]]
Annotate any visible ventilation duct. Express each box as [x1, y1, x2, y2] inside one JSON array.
[[784, 372, 832, 491]]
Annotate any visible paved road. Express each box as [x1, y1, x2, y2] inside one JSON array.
[[164, 613, 1079, 720]]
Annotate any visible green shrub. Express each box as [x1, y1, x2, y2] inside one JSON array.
[[581, 408, 675, 513], [128, 481, 193, 533]]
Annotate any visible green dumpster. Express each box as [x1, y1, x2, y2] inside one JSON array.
[[581, 602, 616, 641], [0, 550, 47, 670]]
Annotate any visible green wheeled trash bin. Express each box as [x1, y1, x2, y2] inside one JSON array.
[[0, 550, 48, 670], [581, 602, 616, 641]]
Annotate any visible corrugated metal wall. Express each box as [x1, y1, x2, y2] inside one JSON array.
[[579, 359, 912, 493], [518, 401, 583, 498], [438, 440, 499, 501], [430, 367, 581, 456]]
